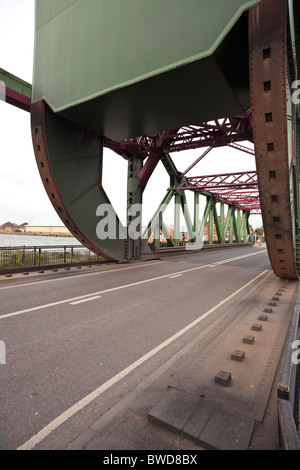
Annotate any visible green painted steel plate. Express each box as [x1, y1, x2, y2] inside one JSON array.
[[33, 0, 261, 140]]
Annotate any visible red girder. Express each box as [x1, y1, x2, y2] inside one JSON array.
[[178, 171, 261, 214], [104, 110, 259, 213], [179, 171, 258, 191], [104, 110, 253, 158]]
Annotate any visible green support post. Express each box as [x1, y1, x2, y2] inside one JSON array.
[[236, 209, 241, 241], [197, 198, 211, 243], [208, 198, 214, 245], [213, 202, 222, 243], [229, 207, 234, 243], [127, 152, 143, 260], [220, 202, 225, 243], [180, 192, 195, 242], [174, 193, 181, 246], [193, 192, 200, 234]]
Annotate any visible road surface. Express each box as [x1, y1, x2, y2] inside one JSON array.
[[0, 245, 289, 449]]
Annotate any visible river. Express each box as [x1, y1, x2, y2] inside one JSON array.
[[0, 233, 83, 248]]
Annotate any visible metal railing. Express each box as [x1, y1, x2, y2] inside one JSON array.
[[0, 245, 104, 273]]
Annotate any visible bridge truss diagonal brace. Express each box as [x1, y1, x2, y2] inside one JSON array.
[[143, 153, 252, 249]]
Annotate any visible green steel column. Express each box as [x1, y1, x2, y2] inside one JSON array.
[[229, 207, 234, 243], [208, 198, 214, 245], [143, 188, 174, 240], [233, 209, 239, 242], [180, 192, 196, 242], [174, 193, 181, 246], [220, 202, 225, 243], [223, 205, 232, 242], [197, 198, 210, 243], [127, 151, 143, 260], [213, 202, 222, 243], [193, 192, 199, 234], [153, 212, 161, 249], [240, 211, 248, 242], [162, 220, 175, 246], [236, 209, 241, 241]]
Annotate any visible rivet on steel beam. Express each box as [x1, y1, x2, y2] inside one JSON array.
[[258, 313, 268, 321], [231, 350, 245, 362], [268, 302, 276, 307], [215, 370, 231, 386], [252, 324, 262, 331], [272, 296, 279, 301], [243, 335, 255, 344], [275, 292, 282, 296]]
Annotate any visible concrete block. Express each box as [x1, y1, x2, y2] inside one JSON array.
[[215, 370, 231, 386], [252, 323, 262, 331], [242, 335, 255, 345], [258, 313, 268, 321], [264, 307, 272, 313], [231, 350, 245, 362]]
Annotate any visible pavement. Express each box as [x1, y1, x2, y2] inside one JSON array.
[[64, 272, 299, 451]]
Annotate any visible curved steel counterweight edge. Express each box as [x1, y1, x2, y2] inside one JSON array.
[[30, 100, 124, 262], [249, 0, 299, 279]]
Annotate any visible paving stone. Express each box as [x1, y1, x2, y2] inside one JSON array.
[[183, 398, 217, 440], [198, 409, 255, 450], [148, 388, 200, 433]]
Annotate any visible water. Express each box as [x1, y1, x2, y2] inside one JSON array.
[[0, 233, 83, 248]]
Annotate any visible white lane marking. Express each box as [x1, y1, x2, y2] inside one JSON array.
[[169, 274, 182, 279], [70, 296, 101, 305], [17, 268, 269, 450], [0, 250, 267, 321]]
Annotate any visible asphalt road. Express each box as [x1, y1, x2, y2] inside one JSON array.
[[0, 245, 271, 450]]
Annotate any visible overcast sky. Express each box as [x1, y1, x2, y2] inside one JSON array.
[[0, 0, 262, 230]]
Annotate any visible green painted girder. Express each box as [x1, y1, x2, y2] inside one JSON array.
[[32, 0, 262, 141], [0, 68, 31, 112]]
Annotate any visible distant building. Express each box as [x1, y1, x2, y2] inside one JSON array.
[[26, 225, 71, 236], [0, 221, 28, 232]]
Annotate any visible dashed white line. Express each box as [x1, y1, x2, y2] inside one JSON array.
[[70, 296, 101, 305], [0, 250, 267, 321]]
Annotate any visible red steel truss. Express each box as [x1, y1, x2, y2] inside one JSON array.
[[104, 110, 253, 158], [178, 171, 261, 214], [104, 110, 259, 213]]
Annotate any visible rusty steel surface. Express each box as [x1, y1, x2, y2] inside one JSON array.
[[249, 0, 298, 279]]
